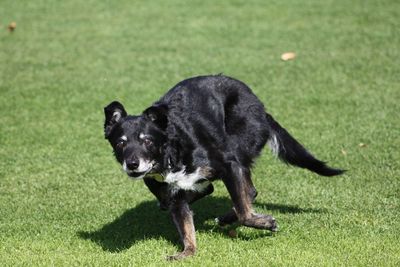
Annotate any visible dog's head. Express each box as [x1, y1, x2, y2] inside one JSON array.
[[104, 101, 168, 179]]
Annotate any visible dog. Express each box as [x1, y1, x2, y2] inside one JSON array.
[[103, 74, 344, 260]]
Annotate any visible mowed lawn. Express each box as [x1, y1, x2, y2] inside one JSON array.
[[1, 0, 399, 266]]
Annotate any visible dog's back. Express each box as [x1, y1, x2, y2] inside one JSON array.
[[156, 74, 344, 176], [157, 75, 270, 170]]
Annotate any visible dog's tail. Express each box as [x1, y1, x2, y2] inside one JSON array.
[[265, 113, 345, 176]]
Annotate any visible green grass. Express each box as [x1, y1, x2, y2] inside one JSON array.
[[1, 0, 399, 266]]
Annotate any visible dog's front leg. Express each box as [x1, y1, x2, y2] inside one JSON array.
[[168, 196, 196, 261], [143, 177, 171, 210]]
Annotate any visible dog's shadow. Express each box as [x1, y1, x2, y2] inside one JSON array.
[[78, 196, 324, 252]]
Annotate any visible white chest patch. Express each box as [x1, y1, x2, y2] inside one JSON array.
[[164, 167, 211, 192]]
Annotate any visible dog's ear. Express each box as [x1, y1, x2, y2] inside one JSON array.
[[143, 104, 168, 129], [104, 101, 127, 138]]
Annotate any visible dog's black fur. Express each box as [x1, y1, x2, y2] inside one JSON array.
[[104, 75, 344, 260]]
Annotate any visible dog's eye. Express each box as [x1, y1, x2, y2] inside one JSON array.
[[116, 139, 126, 149], [143, 139, 153, 147]]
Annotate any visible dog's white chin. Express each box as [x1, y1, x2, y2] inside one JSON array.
[[123, 160, 154, 180]]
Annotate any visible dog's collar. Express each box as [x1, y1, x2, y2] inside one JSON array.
[[147, 173, 165, 182], [145, 157, 172, 182]]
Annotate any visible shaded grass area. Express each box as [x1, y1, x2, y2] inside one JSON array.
[[78, 197, 322, 253], [1, 0, 399, 266]]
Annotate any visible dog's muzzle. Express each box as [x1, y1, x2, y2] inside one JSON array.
[[123, 159, 154, 179]]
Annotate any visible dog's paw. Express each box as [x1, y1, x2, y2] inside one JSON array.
[[266, 215, 278, 232], [215, 210, 238, 227], [166, 249, 195, 261], [215, 217, 229, 227], [243, 213, 278, 231], [259, 214, 278, 232]]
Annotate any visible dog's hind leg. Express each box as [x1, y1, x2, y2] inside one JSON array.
[[221, 163, 277, 231], [216, 172, 258, 226]]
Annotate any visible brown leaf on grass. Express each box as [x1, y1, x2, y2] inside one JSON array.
[[281, 52, 296, 61], [8, 22, 17, 32], [341, 149, 347, 156]]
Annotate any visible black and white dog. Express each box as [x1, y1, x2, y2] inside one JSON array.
[[104, 75, 344, 260]]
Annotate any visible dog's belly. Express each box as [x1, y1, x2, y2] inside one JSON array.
[[163, 167, 211, 192]]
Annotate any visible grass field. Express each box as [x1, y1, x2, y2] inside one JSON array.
[[1, 0, 399, 266]]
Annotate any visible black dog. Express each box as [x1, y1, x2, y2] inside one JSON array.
[[104, 75, 344, 260]]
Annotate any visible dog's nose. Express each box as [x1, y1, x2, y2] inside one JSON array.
[[126, 160, 139, 170]]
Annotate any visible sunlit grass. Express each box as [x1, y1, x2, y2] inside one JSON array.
[[0, 0, 399, 265]]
